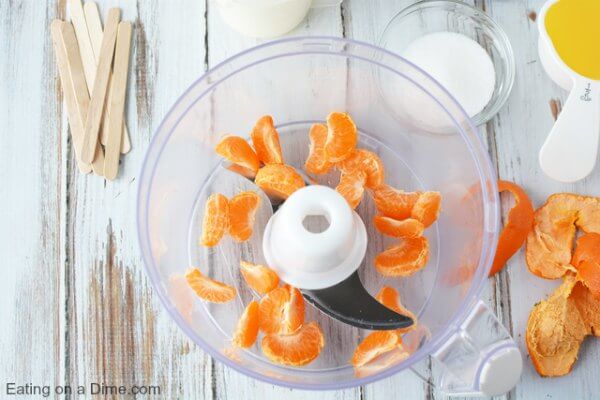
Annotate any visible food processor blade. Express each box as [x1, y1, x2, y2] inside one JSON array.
[[302, 271, 414, 330]]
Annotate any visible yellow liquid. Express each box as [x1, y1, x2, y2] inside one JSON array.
[[545, 0, 600, 80]]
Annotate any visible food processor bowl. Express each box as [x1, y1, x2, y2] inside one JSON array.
[[137, 37, 521, 395]]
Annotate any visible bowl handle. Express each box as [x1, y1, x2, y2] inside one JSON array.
[[430, 301, 522, 397]]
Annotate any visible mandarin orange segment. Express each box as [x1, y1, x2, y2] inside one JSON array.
[[411, 191, 442, 228], [251, 115, 284, 165], [324, 112, 358, 162], [216, 135, 260, 175], [227, 164, 257, 179], [489, 181, 534, 276], [353, 347, 410, 378], [371, 185, 421, 220], [374, 237, 429, 277], [232, 301, 260, 348], [239, 260, 280, 295], [373, 216, 424, 238], [282, 286, 305, 334], [185, 268, 237, 303], [526, 193, 600, 279], [255, 164, 305, 200], [336, 172, 366, 210], [228, 191, 261, 242], [261, 322, 325, 366], [375, 286, 417, 333], [337, 149, 384, 189], [200, 193, 229, 247], [305, 123, 333, 175], [259, 287, 290, 334], [351, 330, 400, 367], [337, 149, 385, 189]]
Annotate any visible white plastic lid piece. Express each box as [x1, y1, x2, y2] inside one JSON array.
[[262, 185, 367, 290], [479, 346, 523, 397]]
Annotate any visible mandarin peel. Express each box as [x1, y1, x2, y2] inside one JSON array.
[[489, 180, 534, 276]]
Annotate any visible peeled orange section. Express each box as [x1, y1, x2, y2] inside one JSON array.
[[239, 260, 280, 295], [305, 123, 333, 175], [261, 322, 325, 366], [371, 185, 421, 220], [376, 286, 417, 334], [200, 193, 229, 247], [233, 301, 260, 348], [216, 136, 260, 176], [324, 112, 357, 162], [185, 268, 236, 303], [351, 330, 401, 367], [259, 285, 305, 334], [337, 149, 385, 189], [255, 164, 305, 200], [411, 191, 442, 228], [251, 115, 284, 165], [228, 191, 261, 242], [373, 216, 424, 238], [336, 172, 366, 209], [375, 237, 429, 277]]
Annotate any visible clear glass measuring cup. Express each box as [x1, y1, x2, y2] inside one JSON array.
[[137, 37, 521, 396]]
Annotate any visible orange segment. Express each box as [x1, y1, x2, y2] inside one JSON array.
[[351, 331, 400, 367], [239, 260, 280, 295], [227, 164, 257, 179], [375, 237, 429, 277], [228, 191, 261, 242], [232, 301, 260, 348], [324, 112, 358, 162], [185, 268, 236, 303], [373, 216, 424, 238], [526, 193, 600, 279], [371, 185, 421, 220], [411, 191, 442, 228], [305, 123, 333, 175], [336, 172, 366, 209], [200, 193, 229, 247], [337, 149, 385, 189], [251, 115, 284, 164], [354, 347, 409, 378], [572, 233, 600, 299], [261, 322, 325, 366], [282, 285, 305, 334], [376, 286, 417, 334], [255, 164, 305, 200], [216, 135, 260, 176], [259, 287, 290, 334], [489, 181, 534, 276]]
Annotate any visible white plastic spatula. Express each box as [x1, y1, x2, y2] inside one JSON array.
[[538, 0, 600, 183]]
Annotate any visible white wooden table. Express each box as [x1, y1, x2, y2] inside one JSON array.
[[1, 0, 598, 399]]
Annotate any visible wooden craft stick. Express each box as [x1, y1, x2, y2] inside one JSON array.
[[104, 22, 132, 180], [84, 1, 132, 154], [60, 22, 105, 176], [50, 20, 91, 174], [67, 0, 96, 94], [81, 8, 120, 164]]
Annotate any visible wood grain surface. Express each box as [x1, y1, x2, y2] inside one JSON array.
[[1, 1, 598, 399]]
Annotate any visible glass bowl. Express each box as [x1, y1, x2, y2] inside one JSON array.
[[379, 0, 515, 128]]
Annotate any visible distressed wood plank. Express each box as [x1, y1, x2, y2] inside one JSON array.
[[64, 1, 211, 398], [0, 0, 64, 392]]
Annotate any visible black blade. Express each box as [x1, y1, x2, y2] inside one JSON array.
[[301, 271, 414, 330]]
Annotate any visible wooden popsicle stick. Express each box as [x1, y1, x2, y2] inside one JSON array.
[[67, 0, 96, 95], [60, 22, 105, 176], [104, 22, 132, 180], [50, 20, 92, 174], [80, 8, 120, 164], [84, 1, 132, 154]]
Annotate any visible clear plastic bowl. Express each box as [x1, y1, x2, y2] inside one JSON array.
[[137, 37, 512, 394]]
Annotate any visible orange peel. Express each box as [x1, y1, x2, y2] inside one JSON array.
[[489, 181, 534, 276]]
